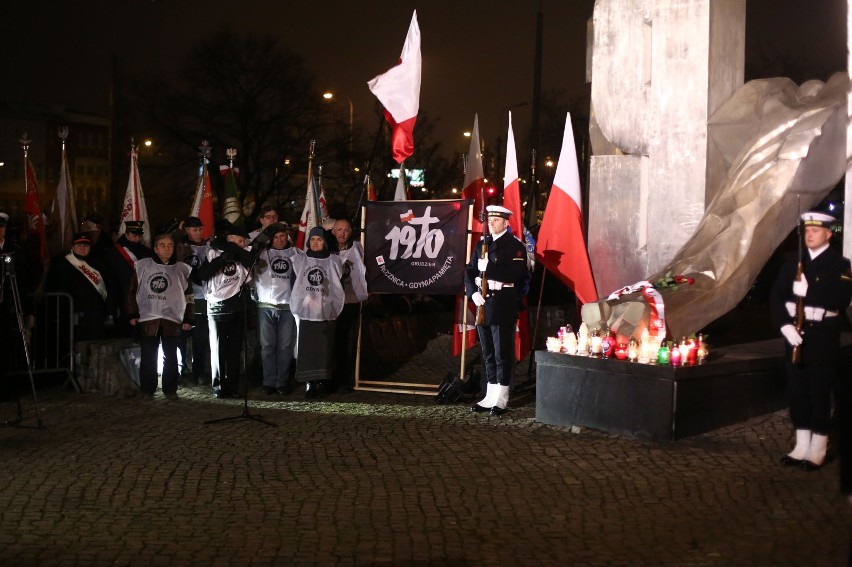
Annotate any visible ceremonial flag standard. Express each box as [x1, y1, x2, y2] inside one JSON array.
[[190, 162, 215, 240], [367, 10, 421, 164], [501, 112, 530, 361], [535, 113, 597, 304], [51, 140, 77, 254], [296, 171, 328, 250], [219, 162, 245, 228], [118, 145, 151, 246], [24, 160, 49, 262]]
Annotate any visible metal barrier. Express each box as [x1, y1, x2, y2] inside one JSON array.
[[10, 292, 79, 392]]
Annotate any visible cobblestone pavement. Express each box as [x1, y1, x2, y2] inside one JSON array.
[[0, 378, 850, 567]]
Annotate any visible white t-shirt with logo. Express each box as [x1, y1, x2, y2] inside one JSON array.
[[290, 253, 345, 321], [134, 258, 192, 324]]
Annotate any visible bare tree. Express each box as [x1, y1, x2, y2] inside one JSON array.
[[130, 29, 336, 226]]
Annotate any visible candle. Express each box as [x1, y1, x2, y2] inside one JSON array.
[[656, 342, 671, 365]]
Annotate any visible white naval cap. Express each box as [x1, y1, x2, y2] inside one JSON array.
[[801, 211, 836, 228], [486, 205, 513, 219]]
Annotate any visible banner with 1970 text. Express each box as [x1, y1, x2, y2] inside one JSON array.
[[364, 200, 469, 295]]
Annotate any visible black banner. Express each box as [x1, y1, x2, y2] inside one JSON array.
[[364, 200, 470, 295]]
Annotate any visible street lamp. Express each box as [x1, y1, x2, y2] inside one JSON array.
[[322, 91, 354, 172]]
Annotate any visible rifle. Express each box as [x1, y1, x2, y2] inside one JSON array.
[[792, 197, 804, 363], [475, 182, 488, 325]]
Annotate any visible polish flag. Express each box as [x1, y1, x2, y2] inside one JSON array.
[[118, 145, 151, 246], [501, 112, 530, 361], [535, 113, 597, 304], [367, 10, 421, 164], [189, 162, 215, 240], [462, 114, 486, 250]]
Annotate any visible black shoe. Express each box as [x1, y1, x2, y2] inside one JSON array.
[[262, 386, 276, 395], [489, 406, 509, 416], [470, 404, 491, 413], [314, 381, 327, 398], [800, 459, 824, 471], [305, 382, 317, 399], [213, 389, 225, 399], [277, 385, 292, 396], [780, 455, 803, 467]]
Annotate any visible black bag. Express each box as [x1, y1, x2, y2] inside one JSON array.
[[436, 372, 465, 404]]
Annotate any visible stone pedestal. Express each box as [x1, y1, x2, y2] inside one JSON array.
[[535, 338, 790, 441]]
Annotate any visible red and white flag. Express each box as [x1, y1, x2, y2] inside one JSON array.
[[501, 112, 530, 361], [24, 160, 49, 263], [51, 143, 77, 254], [367, 10, 421, 164], [190, 162, 215, 240], [451, 116, 487, 356], [462, 114, 486, 250], [118, 145, 150, 246], [295, 169, 328, 250], [535, 113, 597, 304]]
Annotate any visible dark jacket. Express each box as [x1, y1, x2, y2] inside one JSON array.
[[769, 246, 852, 363], [464, 232, 529, 326]]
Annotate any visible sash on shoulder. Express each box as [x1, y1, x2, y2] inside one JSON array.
[[65, 253, 108, 301]]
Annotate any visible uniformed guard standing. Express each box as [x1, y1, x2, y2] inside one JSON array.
[[464, 205, 529, 415], [770, 211, 852, 471]]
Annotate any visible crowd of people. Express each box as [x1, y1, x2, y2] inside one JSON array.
[[1, 207, 368, 402]]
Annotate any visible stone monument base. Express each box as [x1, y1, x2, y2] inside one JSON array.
[[535, 337, 806, 441]]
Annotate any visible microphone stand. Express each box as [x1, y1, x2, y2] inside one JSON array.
[[205, 243, 277, 427]]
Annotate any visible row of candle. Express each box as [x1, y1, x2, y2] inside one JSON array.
[[545, 324, 709, 366]]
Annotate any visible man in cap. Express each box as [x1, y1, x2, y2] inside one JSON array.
[[174, 216, 212, 386], [771, 210, 852, 471], [105, 219, 153, 336], [45, 232, 112, 341], [197, 223, 256, 398], [464, 205, 529, 416]]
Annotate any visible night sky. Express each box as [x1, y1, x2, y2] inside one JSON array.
[[1, 0, 847, 157]]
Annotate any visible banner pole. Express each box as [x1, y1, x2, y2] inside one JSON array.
[[355, 205, 366, 389], [459, 200, 475, 380]]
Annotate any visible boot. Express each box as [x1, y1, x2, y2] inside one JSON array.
[[471, 383, 497, 413], [781, 429, 811, 466], [801, 433, 828, 470], [489, 385, 510, 416]]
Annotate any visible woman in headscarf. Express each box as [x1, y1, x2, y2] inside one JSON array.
[[290, 226, 345, 398]]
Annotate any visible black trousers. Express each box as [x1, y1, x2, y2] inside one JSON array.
[[332, 303, 360, 388], [786, 361, 836, 435], [139, 333, 180, 395], [208, 310, 245, 395], [477, 322, 514, 386]]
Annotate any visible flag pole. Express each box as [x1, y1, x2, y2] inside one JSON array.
[[308, 140, 318, 230], [459, 200, 475, 380], [527, 153, 546, 378], [315, 163, 324, 227]]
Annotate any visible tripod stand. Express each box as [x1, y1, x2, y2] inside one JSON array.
[[204, 243, 276, 428], [1, 253, 43, 429]]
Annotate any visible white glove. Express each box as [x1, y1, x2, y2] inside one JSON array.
[[472, 292, 486, 307], [780, 324, 803, 346], [477, 258, 488, 272], [792, 274, 808, 297], [474, 277, 482, 287]]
